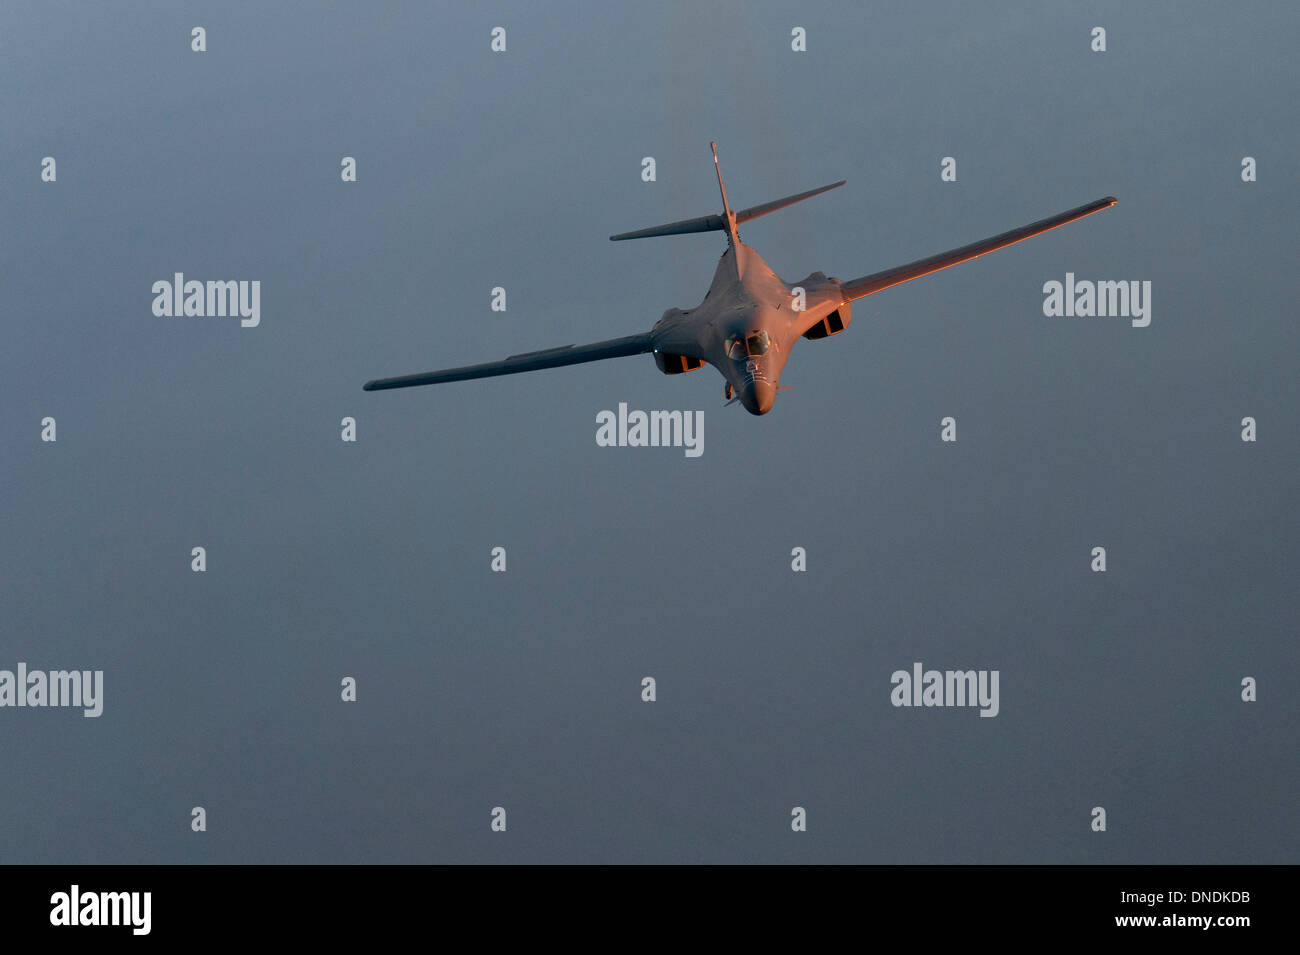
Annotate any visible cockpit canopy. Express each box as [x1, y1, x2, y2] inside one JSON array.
[[725, 330, 771, 361]]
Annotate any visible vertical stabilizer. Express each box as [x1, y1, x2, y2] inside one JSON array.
[[711, 142, 741, 248]]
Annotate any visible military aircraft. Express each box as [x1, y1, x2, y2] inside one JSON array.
[[364, 143, 1115, 415]]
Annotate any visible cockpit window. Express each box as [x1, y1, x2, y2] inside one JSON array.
[[727, 330, 770, 360]]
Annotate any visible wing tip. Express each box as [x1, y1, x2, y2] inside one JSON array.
[[362, 380, 378, 391]]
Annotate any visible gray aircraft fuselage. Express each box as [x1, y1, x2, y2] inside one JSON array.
[[650, 241, 843, 414]]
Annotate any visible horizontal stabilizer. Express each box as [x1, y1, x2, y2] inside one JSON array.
[[610, 179, 845, 241], [736, 180, 846, 225], [609, 213, 726, 242], [363, 334, 654, 391]]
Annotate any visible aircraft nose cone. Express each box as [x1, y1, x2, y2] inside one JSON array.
[[743, 380, 776, 415]]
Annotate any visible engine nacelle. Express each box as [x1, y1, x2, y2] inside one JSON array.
[[802, 301, 852, 340], [654, 350, 705, 375]]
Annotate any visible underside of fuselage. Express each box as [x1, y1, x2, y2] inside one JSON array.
[[650, 243, 846, 414]]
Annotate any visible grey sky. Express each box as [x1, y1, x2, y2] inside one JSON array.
[[2, 0, 1296, 862]]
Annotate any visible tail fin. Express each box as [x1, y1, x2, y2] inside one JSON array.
[[609, 143, 845, 242], [711, 141, 739, 247]]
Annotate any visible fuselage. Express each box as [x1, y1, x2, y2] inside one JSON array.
[[649, 241, 843, 414]]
